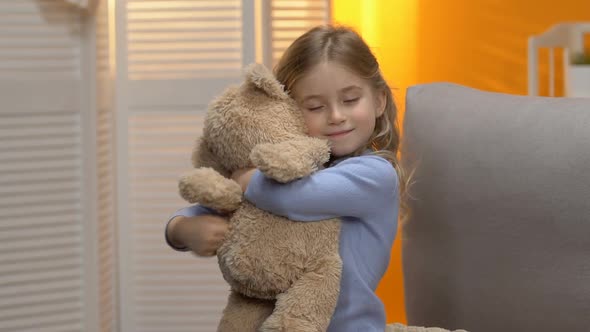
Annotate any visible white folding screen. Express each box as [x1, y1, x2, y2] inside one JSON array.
[[95, 2, 118, 332], [0, 1, 329, 331], [262, 0, 331, 67], [0, 1, 99, 331], [112, 1, 255, 331], [112, 1, 329, 331]]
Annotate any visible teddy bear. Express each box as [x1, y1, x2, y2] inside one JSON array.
[[178, 63, 342, 332]]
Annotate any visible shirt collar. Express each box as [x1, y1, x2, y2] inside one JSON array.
[[329, 149, 373, 167]]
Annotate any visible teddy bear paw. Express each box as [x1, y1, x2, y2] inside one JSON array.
[[178, 167, 242, 213], [250, 143, 321, 183]]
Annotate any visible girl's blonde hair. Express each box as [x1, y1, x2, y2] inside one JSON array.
[[274, 24, 409, 218]]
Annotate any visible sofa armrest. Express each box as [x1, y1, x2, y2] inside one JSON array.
[[401, 83, 590, 332]]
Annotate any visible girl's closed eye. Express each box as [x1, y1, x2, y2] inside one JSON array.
[[307, 105, 324, 111], [343, 97, 360, 104]]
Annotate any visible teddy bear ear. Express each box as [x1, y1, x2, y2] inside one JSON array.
[[243, 63, 289, 100]]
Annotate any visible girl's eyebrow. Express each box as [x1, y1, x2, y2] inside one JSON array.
[[340, 85, 362, 93], [301, 95, 322, 103], [300, 85, 362, 103]]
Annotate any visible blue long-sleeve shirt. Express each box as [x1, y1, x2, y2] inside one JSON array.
[[167, 153, 399, 331]]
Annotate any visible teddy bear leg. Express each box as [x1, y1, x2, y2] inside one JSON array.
[[217, 291, 275, 332], [259, 254, 341, 332]]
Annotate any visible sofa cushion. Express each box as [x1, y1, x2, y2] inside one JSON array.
[[401, 83, 590, 332]]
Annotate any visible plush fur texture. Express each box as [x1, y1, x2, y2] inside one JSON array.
[[178, 63, 342, 332], [178, 168, 242, 213]]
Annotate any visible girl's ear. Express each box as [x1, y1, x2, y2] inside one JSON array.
[[243, 63, 290, 100], [376, 89, 387, 117]]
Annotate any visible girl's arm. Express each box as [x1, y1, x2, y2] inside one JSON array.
[[165, 205, 229, 256], [244, 155, 398, 221]]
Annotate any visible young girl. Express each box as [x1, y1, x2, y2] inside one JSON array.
[[166, 25, 407, 332]]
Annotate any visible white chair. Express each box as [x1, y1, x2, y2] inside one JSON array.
[[527, 22, 590, 96]]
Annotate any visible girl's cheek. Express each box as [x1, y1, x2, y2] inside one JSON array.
[[304, 119, 322, 138]]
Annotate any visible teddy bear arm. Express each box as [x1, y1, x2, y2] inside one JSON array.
[[178, 167, 242, 213], [250, 137, 330, 183]]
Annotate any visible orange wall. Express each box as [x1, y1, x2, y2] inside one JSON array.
[[414, 0, 590, 96], [332, 0, 590, 324]]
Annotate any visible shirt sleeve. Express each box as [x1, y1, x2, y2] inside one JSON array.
[[244, 155, 398, 221], [164, 205, 218, 251]]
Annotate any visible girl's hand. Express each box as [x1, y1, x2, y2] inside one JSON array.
[[231, 168, 256, 192], [167, 215, 229, 256]]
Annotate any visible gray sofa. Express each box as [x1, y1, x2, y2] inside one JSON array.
[[401, 83, 590, 332]]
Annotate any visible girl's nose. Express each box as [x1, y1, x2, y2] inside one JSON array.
[[328, 106, 346, 124]]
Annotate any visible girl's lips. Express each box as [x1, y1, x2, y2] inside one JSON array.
[[326, 129, 353, 138]]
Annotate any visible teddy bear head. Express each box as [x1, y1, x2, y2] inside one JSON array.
[[192, 63, 307, 177]]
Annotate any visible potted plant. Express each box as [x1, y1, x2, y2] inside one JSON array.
[[567, 51, 590, 97]]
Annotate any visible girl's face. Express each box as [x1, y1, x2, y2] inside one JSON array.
[[292, 62, 385, 157]]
